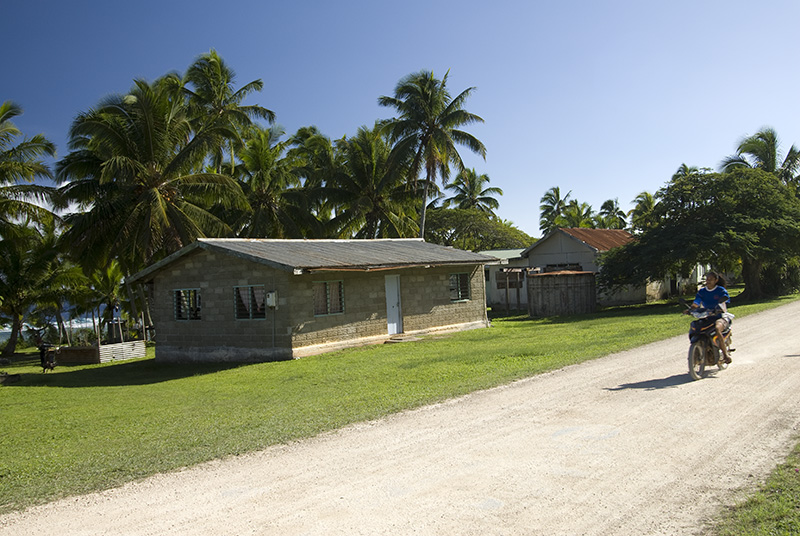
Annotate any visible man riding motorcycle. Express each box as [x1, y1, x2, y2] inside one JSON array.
[[687, 271, 732, 363]]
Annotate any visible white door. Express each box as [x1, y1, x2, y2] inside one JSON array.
[[385, 275, 403, 335]]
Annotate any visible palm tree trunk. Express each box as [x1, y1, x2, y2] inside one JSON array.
[[419, 180, 429, 239], [419, 165, 435, 239], [230, 141, 236, 177], [56, 306, 71, 345], [2, 313, 22, 357], [135, 284, 153, 341]]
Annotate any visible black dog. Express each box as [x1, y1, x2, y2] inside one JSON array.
[[39, 344, 57, 373]]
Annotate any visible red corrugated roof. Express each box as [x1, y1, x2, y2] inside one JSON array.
[[559, 228, 633, 251]]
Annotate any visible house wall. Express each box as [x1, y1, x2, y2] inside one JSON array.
[[525, 233, 647, 307], [290, 265, 488, 356], [484, 259, 529, 311], [525, 234, 599, 272], [151, 249, 294, 362], [149, 250, 488, 362], [646, 265, 709, 300], [598, 285, 647, 306]]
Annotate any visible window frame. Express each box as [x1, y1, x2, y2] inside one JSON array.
[[313, 280, 345, 316], [449, 273, 471, 302], [234, 285, 267, 320], [174, 288, 201, 321]]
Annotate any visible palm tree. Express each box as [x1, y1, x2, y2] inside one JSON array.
[[560, 200, 595, 228], [0, 221, 77, 356], [284, 126, 352, 237], [720, 127, 800, 186], [56, 77, 248, 276], [29, 222, 88, 345], [628, 191, 658, 233], [84, 260, 126, 339], [232, 125, 313, 238], [0, 100, 57, 236], [539, 186, 571, 235], [672, 163, 703, 180], [379, 70, 486, 237], [596, 198, 627, 229], [183, 50, 275, 175], [327, 123, 418, 238], [442, 168, 503, 215]]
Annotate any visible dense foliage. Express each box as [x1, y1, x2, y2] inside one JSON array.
[[598, 168, 800, 300], [1, 53, 521, 353]]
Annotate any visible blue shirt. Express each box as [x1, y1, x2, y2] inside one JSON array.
[[694, 286, 729, 310]]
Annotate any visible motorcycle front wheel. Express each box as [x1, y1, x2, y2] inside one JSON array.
[[688, 342, 705, 380]]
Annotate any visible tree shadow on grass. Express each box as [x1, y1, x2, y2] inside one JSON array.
[[605, 373, 693, 391], [4, 358, 252, 388]]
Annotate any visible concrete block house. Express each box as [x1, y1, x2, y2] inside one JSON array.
[[127, 238, 494, 362]]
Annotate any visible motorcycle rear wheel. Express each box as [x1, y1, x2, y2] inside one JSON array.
[[689, 342, 705, 380], [717, 335, 732, 371]]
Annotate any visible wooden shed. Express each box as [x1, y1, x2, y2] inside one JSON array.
[[527, 271, 596, 317]]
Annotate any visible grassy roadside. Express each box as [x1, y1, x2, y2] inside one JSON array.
[[713, 443, 800, 535], [0, 294, 797, 516]]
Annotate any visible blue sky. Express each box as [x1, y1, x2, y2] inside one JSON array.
[[5, 0, 800, 237]]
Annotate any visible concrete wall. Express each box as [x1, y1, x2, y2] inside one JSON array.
[[597, 284, 647, 306], [151, 249, 293, 362], [290, 265, 488, 356], [150, 249, 488, 362]]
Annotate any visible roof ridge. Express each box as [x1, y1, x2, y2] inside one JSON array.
[[198, 238, 425, 243]]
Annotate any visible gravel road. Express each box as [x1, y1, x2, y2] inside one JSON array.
[[2, 301, 800, 535]]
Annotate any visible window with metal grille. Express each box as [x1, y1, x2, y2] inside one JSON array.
[[313, 281, 344, 315], [234, 285, 266, 320], [174, 289, 201, 320], [449, 273, 471, 301]]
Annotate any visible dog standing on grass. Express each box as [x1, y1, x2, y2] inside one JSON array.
[[39, 343, 57, 373]]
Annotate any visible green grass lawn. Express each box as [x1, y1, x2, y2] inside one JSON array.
[[1, 294, 797, 517], [714, 443, 800, 536]]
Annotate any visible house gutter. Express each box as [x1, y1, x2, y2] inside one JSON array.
[[296, 262, 482, 275]]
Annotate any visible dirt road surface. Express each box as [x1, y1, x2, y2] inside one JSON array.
[[3, 301, 800, 535]]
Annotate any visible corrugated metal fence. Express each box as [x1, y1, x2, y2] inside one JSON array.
[[98, 340, 146, 363], [57, 340, 146, 364]]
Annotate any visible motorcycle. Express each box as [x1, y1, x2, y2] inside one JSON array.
[[680, 298, 733, 380]]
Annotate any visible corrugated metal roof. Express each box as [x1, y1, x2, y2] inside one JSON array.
[[559, 228, 633, 251], [128, 238, 496, 283], [477, 248, 526, 261], [521, 228, 633, 257]]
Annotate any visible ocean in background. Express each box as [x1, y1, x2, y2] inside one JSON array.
[[1, 318, 98, 344]]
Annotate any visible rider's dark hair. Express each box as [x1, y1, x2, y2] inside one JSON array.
[[706, 271, 728, 288]]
